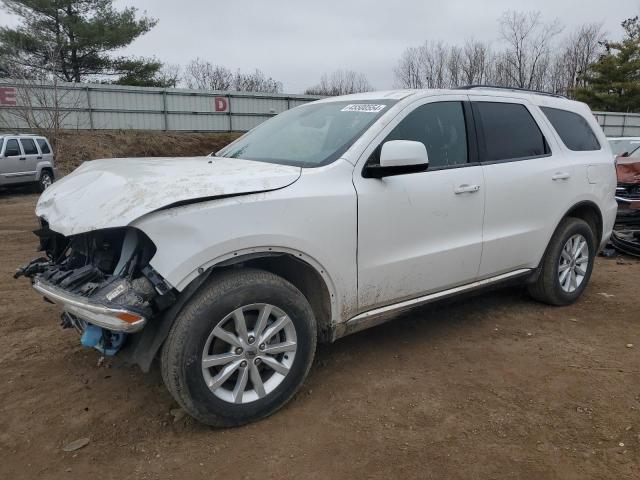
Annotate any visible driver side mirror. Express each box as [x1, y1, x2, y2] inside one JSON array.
[[364, 140, 429, 178]]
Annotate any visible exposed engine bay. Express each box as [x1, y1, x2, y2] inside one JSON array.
[[15, 221, 176, 356]]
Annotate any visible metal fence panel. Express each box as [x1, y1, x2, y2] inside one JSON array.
[[0, 80, 319, 133], [595, 111, 640, 137]]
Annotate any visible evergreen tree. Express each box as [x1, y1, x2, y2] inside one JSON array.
[[0, 0, 160, 83], [574, 16, 640, 112]]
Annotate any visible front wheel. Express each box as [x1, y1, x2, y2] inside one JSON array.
[[161, 268, 317, 427], [36, 170, 53, 192], [528, 217, 596, 306]]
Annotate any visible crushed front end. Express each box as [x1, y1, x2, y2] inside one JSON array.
[[15, 221, 175, 356]]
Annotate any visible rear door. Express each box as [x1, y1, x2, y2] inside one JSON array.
[[471, 96, 572, 277], [19, 138, 40, 180], [36, 138, 53, 166], [354, 96, 485, 311]]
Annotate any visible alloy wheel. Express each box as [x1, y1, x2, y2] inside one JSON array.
[[558, 234, 589, 293], [201, 303, 297, 404]]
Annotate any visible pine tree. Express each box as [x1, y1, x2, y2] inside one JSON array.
[[573, 16, 640, 112], [0, 0, 162, 84]]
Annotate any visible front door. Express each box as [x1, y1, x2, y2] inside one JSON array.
[[0, 138, 28, 185], [354, 99, 485, 311]]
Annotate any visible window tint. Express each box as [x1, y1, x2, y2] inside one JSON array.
[[541, 107, 600, 151], [36, 138, 51, 154], [5, 139, 21, 156], [474, 102, 548, 162], [20, 138, 38, 155], [383, 101, 468, 168]]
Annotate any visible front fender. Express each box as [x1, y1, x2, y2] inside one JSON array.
[[131, 160, 358, 323]]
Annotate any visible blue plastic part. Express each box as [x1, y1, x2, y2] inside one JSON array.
[[81, 325, 102, 348], [80, 325, 126, 356]]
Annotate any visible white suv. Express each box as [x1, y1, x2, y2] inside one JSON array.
[[0, 134, 56, 191], [17, 87, 617, 426]]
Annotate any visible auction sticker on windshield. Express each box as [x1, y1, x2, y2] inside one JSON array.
[[341, 104, 386, 113]]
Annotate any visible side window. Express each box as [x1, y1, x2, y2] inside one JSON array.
[[20, 138, 38, 155], [383, 101, 469, 169], [36, 138, 51, 154], [474, 102, 549, 162], [5, 139, 21, 157], [541, 107, 601, 151]]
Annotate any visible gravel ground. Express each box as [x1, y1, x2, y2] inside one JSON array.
[[1, 190, 639, 480]]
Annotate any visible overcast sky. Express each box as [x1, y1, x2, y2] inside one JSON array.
[[1, 0, 638, 93]]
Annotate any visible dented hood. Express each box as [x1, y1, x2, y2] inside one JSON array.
[[36, 156, 301, 236]]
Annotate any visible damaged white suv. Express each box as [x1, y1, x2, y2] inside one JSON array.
[[17, 87, 617, 427]]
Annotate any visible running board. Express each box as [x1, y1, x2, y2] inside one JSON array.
[[334, 269, 532, 340]]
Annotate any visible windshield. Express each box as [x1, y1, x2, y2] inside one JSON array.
[[217, 100, 397, 167], [609, 138, 640, 156]]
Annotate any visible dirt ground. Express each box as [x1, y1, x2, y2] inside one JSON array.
[[1, 190, 639, 480]]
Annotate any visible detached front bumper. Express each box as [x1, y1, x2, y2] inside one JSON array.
[[33, 279, 147, 333]]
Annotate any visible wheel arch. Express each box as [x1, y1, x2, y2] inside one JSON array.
[[532, 200, 603, 280], [562, 200, 603, 245], [36, 162, 54, 180], [213, 250, 337, 343], [123, 248, 338, 372]]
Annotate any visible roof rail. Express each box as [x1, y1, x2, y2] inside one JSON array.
[[456, 85, 567, 99]]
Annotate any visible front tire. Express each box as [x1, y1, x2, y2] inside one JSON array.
[[528, 217, 596, 306], [161, 268, 317, 427], [36, 170, 53, 193]]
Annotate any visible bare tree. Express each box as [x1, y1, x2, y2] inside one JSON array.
[[183, 59, 282, 93], [156, 63, 182, 88], [305, 70, 373, 96], [394, 47, 424, 88], [498, 10, 563, 89], [461, 40, 492, 85], [233, 69, 282, 94], [0, 45, 83, 156], [184, 59, 233, 90], [447, 45, 463, 87], [393, 10, 602, 96], [561, 23, 605, 91]]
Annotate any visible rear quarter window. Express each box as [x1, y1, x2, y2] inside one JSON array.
[[541, 107, 601, 152], [36, 138, 51, 154]]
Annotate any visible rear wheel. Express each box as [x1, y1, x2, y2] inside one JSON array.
[[528, 217, 596, 306], [161, 268, 317, 427]]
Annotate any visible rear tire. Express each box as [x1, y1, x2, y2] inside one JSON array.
[[161, 268, 317, 427], [528, 217, 596, 306]]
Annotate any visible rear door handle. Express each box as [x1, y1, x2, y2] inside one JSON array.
[[37, 156, 43, 160], [19, 157, 26, 161], [552, 172, 571, 181], [454, 184, 480, 194]]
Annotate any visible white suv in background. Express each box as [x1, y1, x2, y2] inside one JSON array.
[[0, 134, 56, 191], [17, 87, 617, 427]]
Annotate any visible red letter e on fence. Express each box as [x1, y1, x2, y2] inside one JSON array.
[[0, 87, 16, 106]]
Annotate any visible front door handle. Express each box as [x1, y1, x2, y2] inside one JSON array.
[[454, 184, 480, 194], [19, 157, 26, 161], [552, 172, 571, 181], [37, 156, 43, 160]]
